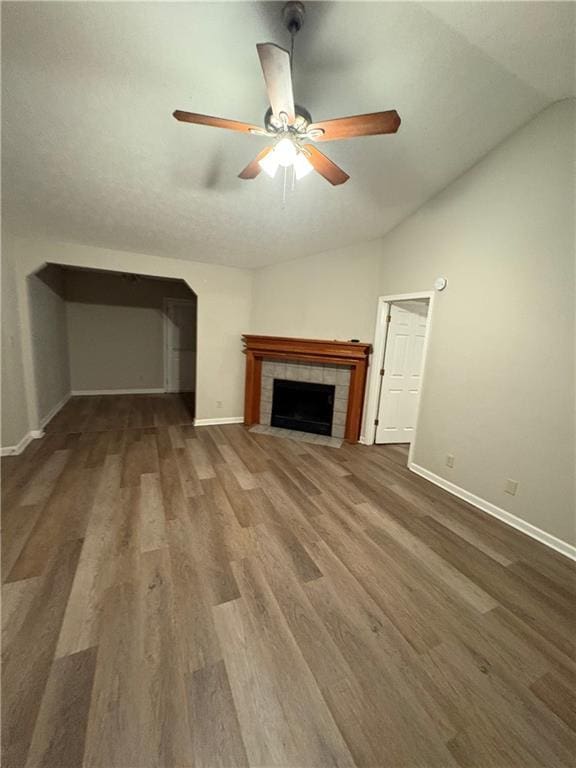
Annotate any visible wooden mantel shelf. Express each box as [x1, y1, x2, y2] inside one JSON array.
[[242, 334, 372, 443]]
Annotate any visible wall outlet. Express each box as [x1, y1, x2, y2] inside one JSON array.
[[216, 400, 223, 409], [505, 479, 519, 496], [446, 454, 455, 468]]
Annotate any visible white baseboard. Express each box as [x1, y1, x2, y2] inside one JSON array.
[[39, 392, 71, 430], [194, 417, 244, 427], [71, 388, 166, 396], [409, 462, 576, 562], [1, 430, 43, 457]]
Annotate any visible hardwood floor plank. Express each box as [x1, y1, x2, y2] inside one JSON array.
[[217, 443, 258, 491], [389, 480, 517, 566], [82, 579, 144, 768], [309, 511, 442, 653], [35, 434, 106, 547], [24, 647, 97, 768], [157, 444, 191, 518], [1, 576, 43, 648], [249, 524, 351, 690], [303, 546, 459, 765], [185, 492, 241, 606], [186, 660, 249, 768], [55, 455, 123, 657], [217, 557, 357, 768], [218, 424, 271, 474], [486, 605, 576, 689], [213, 598, 294, 767], [507, 560, 575, 615], [2, 539, 83, 768], [137, 548, 194, 767], [214, 463, 268, 528], [312, 533, 468, 741], [434, 639, 576, 767], [167, 517, 223, 674], [1, 504, 43, 581], [257, 469, 321, 548], [404, 514, 575, 658], [530, 671, 576, 732], [196, 428, 228, 468], [19, 449, 70, 507], [187, 437, 216, 480], [139, 472, 168, 553], [447, 721, 550, 768], [363, 512, 498, 614]]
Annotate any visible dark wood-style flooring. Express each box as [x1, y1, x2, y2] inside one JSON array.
[[2, 394, 575, 767]]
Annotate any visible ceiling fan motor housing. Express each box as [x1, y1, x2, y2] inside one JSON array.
[[264, 105, 312, 134]]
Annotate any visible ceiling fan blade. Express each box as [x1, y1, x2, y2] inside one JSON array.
[[256, 43, 295, 123], [308, 110, 401, 141], [238, 146, 273, 180], [303, 145, 350, 186], [173, 110, 262, 134]]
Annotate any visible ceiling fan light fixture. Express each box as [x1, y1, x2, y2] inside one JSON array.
[[258, 138, 312, 181], [274, 137, 298, 167], [258, 149, 280, 178], [293, 149, 313, 179]]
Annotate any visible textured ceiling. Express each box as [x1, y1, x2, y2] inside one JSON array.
[[2, 1, 575, 268]]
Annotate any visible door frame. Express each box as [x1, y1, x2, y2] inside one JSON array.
[[163, 297, 197, 393], [363, 291, 436, 462]]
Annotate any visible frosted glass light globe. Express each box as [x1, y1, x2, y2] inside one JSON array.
[[275, 138, 297, 167]]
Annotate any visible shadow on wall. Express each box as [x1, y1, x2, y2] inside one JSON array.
[[28, 264, 198, 416]]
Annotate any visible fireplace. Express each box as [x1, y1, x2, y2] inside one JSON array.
[[242, 335, 372, 443], [271, 378, 335, 436]]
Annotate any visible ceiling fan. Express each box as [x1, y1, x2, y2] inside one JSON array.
[[173, 2, 401, 186]]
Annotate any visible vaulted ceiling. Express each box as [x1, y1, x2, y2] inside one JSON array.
[[2, 2, 574, 268]]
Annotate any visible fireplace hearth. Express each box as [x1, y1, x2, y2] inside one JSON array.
[[271, 379, 335, 436]]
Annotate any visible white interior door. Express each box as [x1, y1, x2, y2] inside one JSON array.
[[375, 302, 429, 444], [164, 299, 196, 393]]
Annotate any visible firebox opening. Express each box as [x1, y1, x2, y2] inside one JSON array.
[[271, 378, 335, 436]]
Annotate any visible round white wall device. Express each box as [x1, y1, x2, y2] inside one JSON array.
[[434, 277, 447, 291]]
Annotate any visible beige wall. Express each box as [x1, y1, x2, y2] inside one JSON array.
[[65, 269, 194, 392], [7, 238, 252, 435], [1, 232, 30, 446], [252, 239, 382, 342], [378, 99, 575, 545], [251, 100, 575, 545], [28, 264, 71, 428]]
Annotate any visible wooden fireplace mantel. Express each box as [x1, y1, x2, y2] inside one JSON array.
[[242, 334, 372, 443]]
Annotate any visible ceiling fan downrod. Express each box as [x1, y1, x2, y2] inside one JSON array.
[[283, 1, 305, 70]]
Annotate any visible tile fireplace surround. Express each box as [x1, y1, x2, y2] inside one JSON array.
[[261, 360, 351, 439], [242, 335, 372, 443]]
